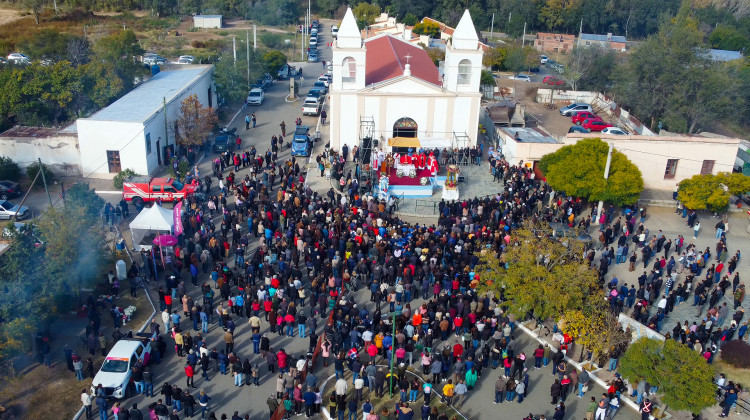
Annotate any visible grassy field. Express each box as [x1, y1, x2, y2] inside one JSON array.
[[713, 358, 750, 387]]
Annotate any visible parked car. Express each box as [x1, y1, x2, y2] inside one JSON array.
[[262, 73, 274, 86], [312, 81, 328, 95], [543, 76, 565, 86], [7, 53, 29, 64], [307, 89, 324, 103], [302, 97, 322, 116], [560, 103, 593, 116], [213, 135, 230, 153], [316, 75, 330, 88], [91, 336, 151, 399], [0, 200, 30, 220], [571, 111, 598, 125], [309, 36, 318, 46], [177, 55, 195, 64], [508, 74, 532, 82], [528, 66, 541, 73], [601, 127, 629, 135], [568, 125, 589, 133], [291, 126, 312, 157], [581, 118, 613, 132], [143, 55, 167, 66], [123, 177, 198, 206], [308, 51, 318, 63], [545, 59, 557, 68], [247, 88, 265, 105], [0, 181, 22, 200], [540, 55, 548, 64]]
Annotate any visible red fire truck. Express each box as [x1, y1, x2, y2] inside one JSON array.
[[122, 177, 198, 207]]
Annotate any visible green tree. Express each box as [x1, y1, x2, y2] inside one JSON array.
[[402, 13, 418, 26], [174, 94, 218, 147], [619, 338, 715, 413], [480, 70, 495, 87], [12, 61, 84, 125], [0, 156, 21, 182], [353, 2, 380, 29], [476, 223, 602, 322], [615, 14, 736, 133], [709, 24, 750, 51], [483, 46, 507, 70], [262, 50, 287, 74], [424, 47, 445, 65], [17, 29, 78, 63], [539, 138, 644, 206], [539, 0, 582, 31], [678, 172, 750, 212], [24, 0, 46, 24], [413, 20, 440, 38], [503, 45, 532, 74], [82, 61, 126, 108], [65, 182, 105, 218]]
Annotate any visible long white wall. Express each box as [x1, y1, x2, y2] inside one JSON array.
[[0, 132, 81, 176]]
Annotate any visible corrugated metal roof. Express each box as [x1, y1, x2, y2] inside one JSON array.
[[82, 65, 212, 124], [0, 125, 76, 138], [194, 15, 222, 19], [579, 33, 627, 43], [501, 127, 559, 144], [708, 49, 743, 62]]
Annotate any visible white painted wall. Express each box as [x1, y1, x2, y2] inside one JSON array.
[[193, 16, 222, 29], [566, 134, 740, 190], [0, 133, 81, 176]]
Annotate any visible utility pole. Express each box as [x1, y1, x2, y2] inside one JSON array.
[[596, 142, 614, 226], [246, 30, 250, 86], [163, 97, 170, 164], [253, 25, 257, 50], [522, 22, 526, 46], [490, 13, 495, 42], [578, 18, 583, 48], [232, 36, 237, 65], [39, 158, 52, 207]]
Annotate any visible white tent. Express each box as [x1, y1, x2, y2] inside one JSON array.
[[129, 205, 174, 249]]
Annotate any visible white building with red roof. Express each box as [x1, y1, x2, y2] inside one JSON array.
[[329, 8, 483, 155]]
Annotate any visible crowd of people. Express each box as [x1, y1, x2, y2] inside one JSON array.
[[77, 124, 748, 420]]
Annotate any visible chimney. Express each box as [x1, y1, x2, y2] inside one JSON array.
[[607, 33, 612, 41]]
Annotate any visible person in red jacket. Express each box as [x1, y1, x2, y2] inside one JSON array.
[[184, 362, 195, 389], [533, 345, 545, 368], [277, 349, 288, 374]]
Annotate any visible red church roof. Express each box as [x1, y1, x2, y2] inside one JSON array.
[[364, 35, 441, 86]]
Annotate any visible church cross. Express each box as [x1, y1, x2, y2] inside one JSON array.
[[404, 53, 412, 65]]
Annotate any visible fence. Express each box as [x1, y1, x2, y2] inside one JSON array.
[[414, 200, 439, 215]]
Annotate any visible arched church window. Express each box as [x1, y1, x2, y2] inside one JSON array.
[[342, 57, 356, 83], [458, 59, 472, 85]]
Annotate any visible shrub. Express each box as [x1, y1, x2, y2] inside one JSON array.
[[25, 162, 55, 188], [113, 169, 139, 189], [721, 340, 750, 368], [0, 156, 21, 181]]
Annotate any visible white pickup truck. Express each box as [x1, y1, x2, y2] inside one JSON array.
[[302, 97, 322, 116], [92, 336, 151, 399]]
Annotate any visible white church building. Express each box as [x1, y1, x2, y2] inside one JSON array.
[[329, 8, 484, 157]]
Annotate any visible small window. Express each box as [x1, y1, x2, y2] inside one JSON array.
[[458, 59, 472, 85], [145, 133, 151, 155], [164, 186, 177, 193], [665, 159, 679, 179], [153, 185, 162, 192], [700, 160, 715, 175], [342, 57, 356, 83]]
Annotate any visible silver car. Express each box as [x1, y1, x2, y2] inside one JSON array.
[[0, 200, 30, 220]]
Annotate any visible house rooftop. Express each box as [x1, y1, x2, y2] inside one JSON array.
[[0, 124, 77, 138], [194, 14, 222, 18], [82, 65, 213, 124], [579, 33, 627, 43], [708, 49, 743, 62], [365, 35, 440, 86]]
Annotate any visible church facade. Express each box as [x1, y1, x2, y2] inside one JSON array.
[[329, 8, 484, 157]]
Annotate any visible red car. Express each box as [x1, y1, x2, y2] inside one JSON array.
[[543, 76, 565, 86], [571, 111, 598, 125], [581, 118, 613, 132]]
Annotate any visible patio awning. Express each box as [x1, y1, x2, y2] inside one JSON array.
[[388, 136, 421, 148]]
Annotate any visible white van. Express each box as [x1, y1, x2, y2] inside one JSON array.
[[92, 337, 151, 399]]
